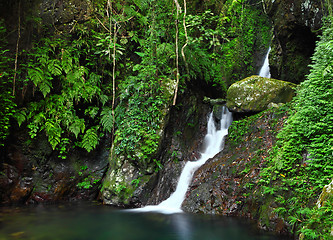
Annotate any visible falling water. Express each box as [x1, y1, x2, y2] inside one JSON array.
[[259, 47, 271, 78], [131, 106, 232, 214]]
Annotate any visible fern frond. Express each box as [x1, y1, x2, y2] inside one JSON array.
[[100, 107, 113, 132], [14, 110, 27, 127], [48, 59, 62, 76], [45, 120, 62, 150], [28, 68, 44, 86], [69, 118, 85, 138], [61, 50, 73, 74], [39, 79, 52, 97], [81, 127, 99, 152], [100, 94, 108, 105]]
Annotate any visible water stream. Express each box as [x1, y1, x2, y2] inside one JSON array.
[[259, 47, 271, 78], [132, 106, 232, 214]]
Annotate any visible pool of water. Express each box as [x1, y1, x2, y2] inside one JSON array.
[[0, 203, 291, 240]]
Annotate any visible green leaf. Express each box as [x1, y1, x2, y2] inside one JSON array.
[[14, 110, 27, 127], [69, 118, 85, 138], [39, 79, 52, 97], [45, 120, 62, 150], [100, 107, 114, 132], [81, 127, 99, 152], [48, 60, 62, 76]]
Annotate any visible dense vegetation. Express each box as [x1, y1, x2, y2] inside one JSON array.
[[259, 17, 333, 239], [0, 0, 270, 167]]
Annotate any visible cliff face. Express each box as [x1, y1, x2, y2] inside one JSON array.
[[182, 107, 291, 235], [264, 0, 327, 83]]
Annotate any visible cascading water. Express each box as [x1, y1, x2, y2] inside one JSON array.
[[259, 47, 271, 78], [131, 106, 232, 214]]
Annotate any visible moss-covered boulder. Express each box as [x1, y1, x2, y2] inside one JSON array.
[[226, 75, 296, 113]]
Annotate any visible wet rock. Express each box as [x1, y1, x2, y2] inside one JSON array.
[[0, 134, 109, 205], [263, 0, 327, 83], [101, 90, 213, 207], [182, 107, 291, 235], [226, 75, 296, 113], [39, 0, 91, 30], [101, 79, 179, 207]]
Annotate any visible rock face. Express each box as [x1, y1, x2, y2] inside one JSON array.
[[226, 75, 296, 113], [182, 107, 291, 235], [0, 134, 108, 204], [101, 91, 213, 207], [264, 0, 327, 83]]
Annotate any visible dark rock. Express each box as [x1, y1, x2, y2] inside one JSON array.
[[0, 132, 109, 205], [182, 107, 291, 235], [263, 0, 327, 83]]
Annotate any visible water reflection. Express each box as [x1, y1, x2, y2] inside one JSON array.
[[171, 214, 191, 240], [0, 203, 291, 240]]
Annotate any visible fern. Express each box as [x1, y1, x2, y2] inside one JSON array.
[[100, 107, 113, 132], [28, 67, 44, 86], [39, 78, 52, 97], [69, 118, 85, 138], [61, 49, 73, 74], [100, 94, 108, 105], [45, 120, 61, 150], [14, 110, 27, 127], [48, 59, 62, 76], [81, 127, 99, 152]]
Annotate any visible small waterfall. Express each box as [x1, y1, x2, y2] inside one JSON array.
[[131, 106, 232, 214], [259, 47, 271, 78]]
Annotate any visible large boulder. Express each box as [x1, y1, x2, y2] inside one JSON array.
[[226, 75, 296, 113]]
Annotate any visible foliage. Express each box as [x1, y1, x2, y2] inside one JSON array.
[[259, 17, 333, 238], [112, 0, 173, 170], [76, 165, 101, 189], [13, 29, 114, 156], [218, 0, 272, 85], [5, 0, 271, 179], [0, 19, 16, 147], [184, 10, 227, 92]]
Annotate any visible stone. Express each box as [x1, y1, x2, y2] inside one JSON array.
[[316, 179, 333, 208], [182, 107, 291, 235], [226, 75, 296, 113], [263, 0, 326, 83]]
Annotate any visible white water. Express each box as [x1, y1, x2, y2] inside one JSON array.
[[259, 47, 271, 78], [131, 106, 232, 214]]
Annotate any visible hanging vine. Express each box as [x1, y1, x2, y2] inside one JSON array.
[[172, 0, 181, 106]]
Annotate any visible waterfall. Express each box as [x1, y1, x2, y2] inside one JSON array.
[[259, 47, 271, 78], [131, 106, 232, 214]]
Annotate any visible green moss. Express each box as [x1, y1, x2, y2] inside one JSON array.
[[226, 76, 296, 112]]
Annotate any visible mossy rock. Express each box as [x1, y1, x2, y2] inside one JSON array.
[[226, 75, 296, 113]]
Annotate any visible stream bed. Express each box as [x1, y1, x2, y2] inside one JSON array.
[[0, 203, 291, 240]]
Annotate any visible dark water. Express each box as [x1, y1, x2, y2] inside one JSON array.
[[0, 203, 290, 240]]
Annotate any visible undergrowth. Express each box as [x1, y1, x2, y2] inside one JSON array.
[[260, 17, 333, 239]]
